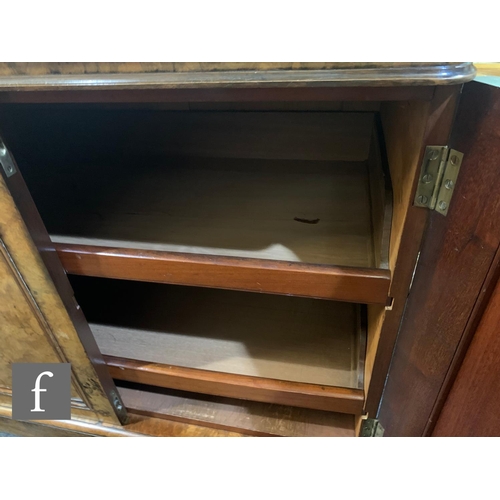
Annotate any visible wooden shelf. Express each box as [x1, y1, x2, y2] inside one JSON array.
[[45, 156, 391, 303], [117, 382, 357, 437], [55, 243, 390, 304], [47, 157, 379, 265], [69, 276, 366, 414], [8, 109, 391, 303]]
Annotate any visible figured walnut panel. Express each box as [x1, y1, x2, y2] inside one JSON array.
[[0, 240, 80, 400], [0, 406, 245, 436], [0, 62, 466, 75], [0, 174, 119, 423]]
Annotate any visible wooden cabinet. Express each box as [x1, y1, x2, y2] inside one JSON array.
[[1, 62, 491, 437]]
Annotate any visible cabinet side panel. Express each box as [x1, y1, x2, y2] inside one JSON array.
[[382, 100, 430, 271]]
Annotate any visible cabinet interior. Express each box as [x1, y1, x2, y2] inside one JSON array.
[[0, 98, 429, 435]]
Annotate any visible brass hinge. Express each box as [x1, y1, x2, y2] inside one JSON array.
[[414, 146, 463, 216], [360, 418, 384, 437], [0, 136, 17, 178]]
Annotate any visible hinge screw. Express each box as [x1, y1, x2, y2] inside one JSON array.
[[444, 179, 454, 190], [417, 195, 428, 205], [110, 391, 124, 412], [422, 173, 433, 184], [438, 200, 447, 210], [428, 150, 439, 160], [450, 155, 460, 166]]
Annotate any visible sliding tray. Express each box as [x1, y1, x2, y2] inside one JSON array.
[[2, 108, 392, 304], [69, 276, 366, 414], [117, 382, 357, 437]]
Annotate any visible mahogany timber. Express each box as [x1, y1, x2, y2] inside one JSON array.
[[69, 277, 364, 387], [3, 108, 392, 302], [3, 111, 390, 273], [0, 63, 475, 94], [106, 356, 364, 415], [427, 247, 500, 435], [56, 243, 390, 304], [69, 272, 365, 414], [118, 383, 356, 437], [364, 86, 462, 415], [432, 269, 500, 436], [378, 81, 500, 436], [0, 86, 435, 105]]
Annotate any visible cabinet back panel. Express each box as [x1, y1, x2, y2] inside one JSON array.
[[0, 107, 374, 164]]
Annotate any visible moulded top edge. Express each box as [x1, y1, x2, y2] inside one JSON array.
[[0, 62, 476, 91]]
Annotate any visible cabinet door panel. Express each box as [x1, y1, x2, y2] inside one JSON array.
[[0, 140, 126, 424], [378, 80, 500, 436], [432, 266, 500, 436]]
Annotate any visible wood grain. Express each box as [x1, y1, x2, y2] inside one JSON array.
[[10, 106, 392, 303], [117, 413, 246, 437], [364, 86, 462, 415], [107, 357, 364, 414], [36, 158, 377, 267], [0, 63, 475, 92], [363, 99, 430, 412], [56, 243, 390, 304], [0, 86, 435, 104], [432, 271, 500, 436], [367, 122, 392, 269], [378, 81, 500, 436], [189, 101, 379, 111], [0, 62, 472, 75], [1, 109, 392, 274], [118, 383, 356, 437], [425, 247, 500, 435], [69, 277, 364, 390], [0, 238, 81, 400], [0, 408, 245, 437], [0, 167, 124, 424], [20, 101, 375, 112]]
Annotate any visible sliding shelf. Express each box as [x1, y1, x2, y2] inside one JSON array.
[[6, 108, 392, 304], [46, 155, 390, 304], [55, 243, 390, 304], [117, 383, 357, 437], [70, 276, 366, 414]]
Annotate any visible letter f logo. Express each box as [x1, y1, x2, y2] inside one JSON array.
[[31, 371, 54, 412]]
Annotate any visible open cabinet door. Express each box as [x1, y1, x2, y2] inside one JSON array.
[[377, 80, 500, 436], [0, 135, 128, 425]]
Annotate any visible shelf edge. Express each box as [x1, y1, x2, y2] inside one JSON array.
[[56, 243, 391, 304], [105, 356, 365, 415]]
